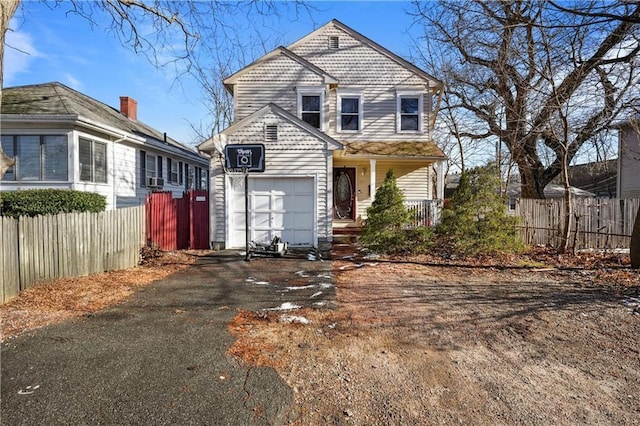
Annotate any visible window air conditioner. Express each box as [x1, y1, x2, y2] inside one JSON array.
[[147, 177, 164, 188]]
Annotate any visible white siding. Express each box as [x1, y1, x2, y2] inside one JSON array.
[[232, 24, 437, 143], [235, 53, 325, 120], [210, 111, 334, 248]]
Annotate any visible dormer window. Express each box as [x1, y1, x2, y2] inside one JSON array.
[[329, 36, 339, 49], [265, 124, 278, 142]]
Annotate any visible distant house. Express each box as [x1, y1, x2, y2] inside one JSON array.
[[199, 19, 447, 249], [445, 173, 594, 212], [617, 119, 640, 198], [1, 82, 209, 209], [550, 160, 617, 198]]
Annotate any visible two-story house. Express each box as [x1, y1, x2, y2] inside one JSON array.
[[1, 82, 209, 209], [199, 19, 446, 249]]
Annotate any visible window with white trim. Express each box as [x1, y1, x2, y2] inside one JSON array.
[[297, 87, 324, 130], [396, 91, 424, 133], [79, 137, 107, 183], [337, 92, 363, 132], [1, 134, 68, 181]]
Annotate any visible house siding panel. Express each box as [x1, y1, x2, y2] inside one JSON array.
[[619, 126, 640, 198], [234, 54, 324, 120], [210, 111, 333, 247]]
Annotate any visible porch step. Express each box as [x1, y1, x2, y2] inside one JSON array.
[[333, 227, 362, 243]]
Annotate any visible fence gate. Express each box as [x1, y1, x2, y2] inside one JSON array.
[[146, 190, 210, 250]]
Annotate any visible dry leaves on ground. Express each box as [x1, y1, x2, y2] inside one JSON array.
[[0, 251, 198, 341]]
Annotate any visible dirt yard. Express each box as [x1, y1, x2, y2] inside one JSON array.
[[230, 245, 640, 425], [2, 245, 639, 424]]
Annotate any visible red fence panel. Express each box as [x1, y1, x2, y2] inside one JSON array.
[[146, 192, 178, 250], [146, 190, 209, 251], [189, 190, 210, 249]]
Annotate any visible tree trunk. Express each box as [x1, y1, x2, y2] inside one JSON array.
[[518, 165, 545, 199], [0, 0, 21, 179], [558, 151, 573, 254]]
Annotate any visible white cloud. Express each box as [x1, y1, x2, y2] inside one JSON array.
[[3, 20, 41, 85], [63, 74, 83, 91]]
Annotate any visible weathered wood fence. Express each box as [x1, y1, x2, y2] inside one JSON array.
[[0, 206, 145, 303], [514, 198, 640, 250]]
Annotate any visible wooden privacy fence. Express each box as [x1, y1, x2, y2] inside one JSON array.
[[514, 198, 640, 250], [146, 190, 209, 250], [0, 206, 145, 303]]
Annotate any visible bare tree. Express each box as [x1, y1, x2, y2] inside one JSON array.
[[0, 1, 313, 175], [412, 0, 640, 199]]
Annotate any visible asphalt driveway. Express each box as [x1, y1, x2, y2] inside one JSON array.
[[1, 250, 335, 425]]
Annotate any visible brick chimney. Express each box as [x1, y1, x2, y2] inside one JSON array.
[[119, 96, 138, 120]]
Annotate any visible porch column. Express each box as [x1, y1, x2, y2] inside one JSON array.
[[369, 159, 376, 199], [436, 160, 445, 200]]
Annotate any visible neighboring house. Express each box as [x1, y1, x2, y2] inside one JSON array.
[[550, 159, 617, 198], [445, 173, 594, 212], [1, 82, 209, 209], [617, 119, 640, 198], [199, 19, 446, 249]]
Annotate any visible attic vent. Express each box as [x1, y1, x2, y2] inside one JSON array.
[[265, 125, 278, 142], [329, 36, 339, 49]]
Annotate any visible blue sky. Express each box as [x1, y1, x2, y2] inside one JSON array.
[[4, 1, 422, 146]]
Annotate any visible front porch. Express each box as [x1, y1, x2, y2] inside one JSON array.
[[332, 199, 443, 241]]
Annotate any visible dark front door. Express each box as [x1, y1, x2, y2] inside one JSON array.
[[333, 167, 356, 220]]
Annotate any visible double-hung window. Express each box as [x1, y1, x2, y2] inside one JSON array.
[[168, 158, 179, 184], [396, 90, 424, 133], [297, 87, 324, 130], [1, 134, 68, 181], [337, 90, 363, 133], [79, 138, 107, 183]]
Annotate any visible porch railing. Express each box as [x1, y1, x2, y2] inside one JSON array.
[[404, 199, 443, 228]]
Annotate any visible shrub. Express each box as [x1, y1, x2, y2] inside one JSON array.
[[360, 169, 411, 254], [437, 164, 523, 256], [1, 189, 107, 217]]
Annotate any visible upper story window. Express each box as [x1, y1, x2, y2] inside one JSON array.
[[337, 91, 364, 133], [297, 87, 325, 130], [1, 134, 68, 181], [79, 138, 107, 183], [329, 36, 339, 49], [396, 91, 424, 133]]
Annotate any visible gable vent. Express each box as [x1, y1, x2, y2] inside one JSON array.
[[329, 36, 339, 49], [265, 125, 278, 142]]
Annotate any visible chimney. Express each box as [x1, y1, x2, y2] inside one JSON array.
[[119, 96, 138, 120]]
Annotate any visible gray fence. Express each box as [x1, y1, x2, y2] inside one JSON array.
[[1, 206, 145, 303], [515, 198, 640, 250]]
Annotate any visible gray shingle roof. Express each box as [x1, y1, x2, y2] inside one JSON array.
[[1, 82, 207, 164]]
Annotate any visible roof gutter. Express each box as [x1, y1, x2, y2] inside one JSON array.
[[0, 114, 145, 144]]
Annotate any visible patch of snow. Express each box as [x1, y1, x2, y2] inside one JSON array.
[[295, 271, 310, 277], [317, 274, 331, 279], [279, 315, 312, 324], [313, 301, 327, 307], [310, 291, 323, 299], [254, 281, 269, 285], [266, 302, 301, 311], [285, 285, 316, 290], [319, 283, 333, 289]]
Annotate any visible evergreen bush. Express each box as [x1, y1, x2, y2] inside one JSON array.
[[1, 189, 107, 217], [360, 169, 411, 253], [437, 163, 523, 256]]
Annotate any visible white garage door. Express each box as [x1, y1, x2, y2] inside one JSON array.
[[229, 177, 315, 248]]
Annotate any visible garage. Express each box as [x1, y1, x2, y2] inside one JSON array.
[[229, 177, 316, 248]]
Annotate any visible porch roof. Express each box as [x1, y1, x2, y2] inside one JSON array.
[[339, 141, 446, 160]]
